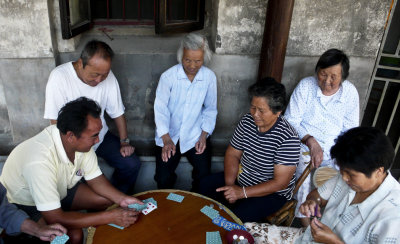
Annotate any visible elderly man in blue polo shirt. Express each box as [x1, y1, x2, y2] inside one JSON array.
[[154, 33, 218, 192], [0, 183, 66, 242]]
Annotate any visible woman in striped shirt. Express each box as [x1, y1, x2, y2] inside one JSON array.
[[200, 77, 300, 222]]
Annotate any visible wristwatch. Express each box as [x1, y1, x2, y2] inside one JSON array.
[[120, 138, 130, 144]]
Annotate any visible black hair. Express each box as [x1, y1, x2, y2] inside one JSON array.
[[80, 40, 114, 68], [57, 97, 101, 137], [315, 49, 350, 80], [330, 127, 394, 177], [248, 77, 286, 114]]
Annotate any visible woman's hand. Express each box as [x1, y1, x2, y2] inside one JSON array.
[[216, 185, 244, 204], [310, 218, 344, 244], [306, 137, 324, 168], [299, 199, 321, 218]]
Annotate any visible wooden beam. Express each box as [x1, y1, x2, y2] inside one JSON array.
[[258, 0, 295, 82]]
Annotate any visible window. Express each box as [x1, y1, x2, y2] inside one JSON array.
[[60, 0, 205, 39]]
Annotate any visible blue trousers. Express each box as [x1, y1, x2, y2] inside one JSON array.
[[199, 172, 287, 222], [96, 131, 141, 195], [154, 139, 211, 192]]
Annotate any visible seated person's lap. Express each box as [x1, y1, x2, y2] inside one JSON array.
[[200, 173, 287, 222], [15, 181, 81, 222]]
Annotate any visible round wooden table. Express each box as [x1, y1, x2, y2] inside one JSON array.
[[86, 189, 243, 244]]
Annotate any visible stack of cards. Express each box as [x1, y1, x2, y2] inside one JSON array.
[[51, 234, 69, 244], [201, 205, 220, 219], [166, 193, 185, 203], [206, 231, 222, 244], [128, 203, 148, 211]]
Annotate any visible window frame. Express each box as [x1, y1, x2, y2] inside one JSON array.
[[155, 0, 205, 34], [59, 0, 92, 39], [59, 0, 205, 38]]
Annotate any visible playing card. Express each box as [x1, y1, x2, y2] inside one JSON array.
[[142, 202, 157, 215], [200, 205, 219, 219], [108, 223, 124, 230], [128, 203, 148, 211], [143, 197, 157, 207], [51, 234, 69, 244], [206, 231, 222, 244]]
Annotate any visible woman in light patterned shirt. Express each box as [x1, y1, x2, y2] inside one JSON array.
[[245, 127, 400, 244]]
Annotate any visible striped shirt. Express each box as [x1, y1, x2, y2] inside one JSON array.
[[231, 113, 300, 199]]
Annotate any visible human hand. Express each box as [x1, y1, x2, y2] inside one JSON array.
[[195, 133, 207, 154], [120, 144, 135, 157], [299, 199, 321, 218], [161, 134, 176, 162], [216, 185, 244, 204], [310, 218, 344, 244], [35, 223, 67, 242], [119, 196, 144, 208], [110, 208, 140, 228], [307, 137, 324, 168]]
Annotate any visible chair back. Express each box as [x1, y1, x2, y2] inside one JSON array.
[[265, 163, 312, 226]]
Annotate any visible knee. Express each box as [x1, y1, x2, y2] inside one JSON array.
[[94, 198, 114, 210], [125, 155, 141, 172], [68, 228, 83, 244]]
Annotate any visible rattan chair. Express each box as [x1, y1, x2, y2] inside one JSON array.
[[265, 163, 312, 226]]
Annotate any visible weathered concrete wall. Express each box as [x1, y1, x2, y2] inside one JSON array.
[[0, 0, 53, 58], [0, 0, 56, 152], [288, 1, 390, 57], [0, 0, 392, 156], [214, 0, 391, 57], [215, 0, 267, 55]]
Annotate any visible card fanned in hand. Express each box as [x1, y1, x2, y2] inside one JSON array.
[[142, 202, 157, 215], [166, 193, 185, 203], [128, 203, 148, 211]]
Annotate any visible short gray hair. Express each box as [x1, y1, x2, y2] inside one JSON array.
[[177, 33, 212, 65]]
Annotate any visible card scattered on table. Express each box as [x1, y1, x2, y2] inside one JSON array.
[[51, 234, 69, 244], [142, 202, 157, 215], [206, 231, 222, 244], [201, 205, 220, 219], [167, 193, 184, 203], [128, 203, 148, 211], [108, 223, 124, 230]]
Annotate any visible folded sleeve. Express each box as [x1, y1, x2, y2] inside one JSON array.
[[0, 183, 28, 235], [200, 72, 218, 135], [154, 73, 172, 138]]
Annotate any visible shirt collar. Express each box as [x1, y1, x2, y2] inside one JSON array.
[[357, 172, 396, 220], [315, 79, 346, 103], [49, 125, 80, 165], [177, 64, 204, 82]]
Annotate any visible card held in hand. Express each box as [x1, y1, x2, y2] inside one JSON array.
[[142, 202, 157, 215], [128, 203, 148, 211], [51, 234, 69, 244]]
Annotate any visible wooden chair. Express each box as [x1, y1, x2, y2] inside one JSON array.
[[265, 163, 312, 226]]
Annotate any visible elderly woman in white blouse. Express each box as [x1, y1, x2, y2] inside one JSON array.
[[284, 49, 359, 226]]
